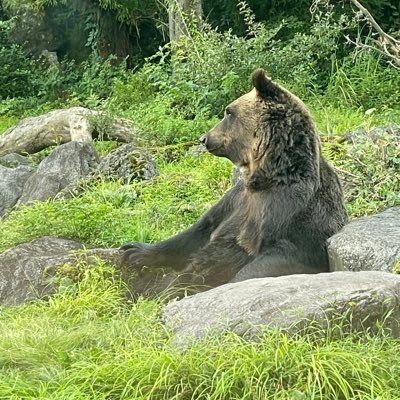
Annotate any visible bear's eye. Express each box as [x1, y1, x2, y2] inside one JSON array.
[[225, 107, 233, 117]]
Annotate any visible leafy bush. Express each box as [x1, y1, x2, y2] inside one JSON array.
[[0, 20, 40, 100], [107, 2, 359, 145], [0, 14, 128, 115]]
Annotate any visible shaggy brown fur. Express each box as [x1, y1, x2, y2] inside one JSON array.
[[121, 69, 348, 293]]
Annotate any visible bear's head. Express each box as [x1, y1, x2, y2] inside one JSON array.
[[200, 69, 320, 190]]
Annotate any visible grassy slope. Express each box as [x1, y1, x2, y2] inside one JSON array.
[[1, 103, 399, 252], [0, 153, 233, 252], [0, 115, 17, 134], [1, 263, 400, 400], [0, 102, 399, 399]]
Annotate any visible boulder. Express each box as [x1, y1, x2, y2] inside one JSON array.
[[163, 271, 400, 345], [0, 107, 139, 157], [0, 237, 83, 306], [6, 4, 66, 58], [328, 207, 400, 272], [18, 142, 99, 205], [340, 123, 400, 144], [0, 153, 30, 168], [0, 165, 34, 217], [58, 143, 158, 199], [94, 143, 158, 183], [0, 237, 121, 306]]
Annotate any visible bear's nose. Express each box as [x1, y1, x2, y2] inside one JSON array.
[[199, 135, 207, 146]]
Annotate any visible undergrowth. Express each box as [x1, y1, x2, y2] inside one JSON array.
[[337, 133, 400, 216], [0, 261, 400, 399]]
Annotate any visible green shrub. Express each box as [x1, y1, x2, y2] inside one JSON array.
[[107, 2, 358, 146], [0, 20, 40, 100], [0, 15, 128, 115]]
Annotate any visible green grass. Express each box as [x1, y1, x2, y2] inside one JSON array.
[[0, 115, 17, 134], [0, 153, 233, 252], [0, 109, 399, 252], [0, 261, 399, 399], [310, 102, 400, 136]]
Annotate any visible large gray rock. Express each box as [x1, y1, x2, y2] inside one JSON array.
[[0, 153, 30, 168], [0, 165, 34, 217], [328, 207, 400, 272], [59, 143, 158, 199], [94, 143, 158, 183], [18, 142, 99, 205], [0, 237, 83, 306], [341, 123, 400, 144], [0, 237, 121, 306], [163, 271, 400, 345]]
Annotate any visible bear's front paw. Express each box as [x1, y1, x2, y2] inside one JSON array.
[[120, 242, 153, 268]]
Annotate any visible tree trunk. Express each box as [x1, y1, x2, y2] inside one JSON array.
[[168, 0, 202, 42], [0, 108, 139, 157], [96, 7, 135, 64]]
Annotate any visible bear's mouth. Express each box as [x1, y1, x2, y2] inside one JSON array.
[[206, 145, 226, 157]]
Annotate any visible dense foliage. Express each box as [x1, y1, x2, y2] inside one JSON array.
[[0, 1, 399, 399]]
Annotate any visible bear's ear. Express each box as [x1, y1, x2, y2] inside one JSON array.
[[252, 69, 281, 100]]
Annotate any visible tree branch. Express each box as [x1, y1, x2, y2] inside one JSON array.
[[349, 0, 400, 45], [348, 0, 400, 67]]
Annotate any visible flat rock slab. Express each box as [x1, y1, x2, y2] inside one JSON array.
[[163, 271, 400, 345], [0, 236, 121, 306], [328, 207, 400, 272], [0, 237, 83, 306]]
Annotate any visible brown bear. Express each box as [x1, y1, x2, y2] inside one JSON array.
[[121, 69, 348, 293]]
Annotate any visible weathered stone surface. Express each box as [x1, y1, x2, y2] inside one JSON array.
[[84, 247, 122, 267], [188, 144, 207, 159], [59, 143, 158, 199], [163, 271, 400, 345], [18, 142, 99, 205], [0, 165, 34, 217], [0, 153, 30, 168], [0, 237, 83, 306], [328, 207, 400, 273], [0, 107, 139, 157], [341, 123, 400, 144], [0, 237, 121, 306], [6, 4, 66, 57], [95, 143, 158, 182]]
